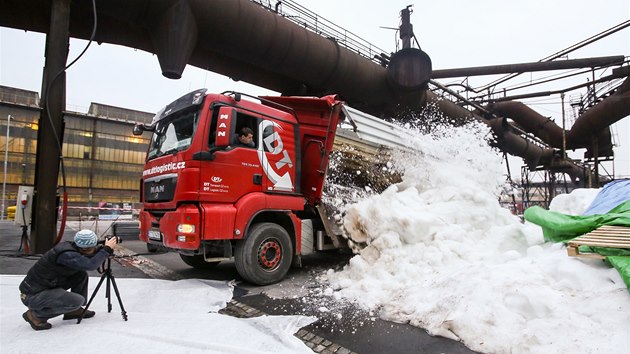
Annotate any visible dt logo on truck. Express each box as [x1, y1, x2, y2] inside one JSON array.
[[257, 120, 294, 192]]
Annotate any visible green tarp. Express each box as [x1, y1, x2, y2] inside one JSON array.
[[524, 200, 630, 243], [608, 256, 630, 291], [524, 199, 630, 292]]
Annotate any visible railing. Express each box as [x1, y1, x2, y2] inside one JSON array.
[[251, 0, 389, 64]]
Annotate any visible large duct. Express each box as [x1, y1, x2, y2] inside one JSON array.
[[488, 76, 630, 157], [0, 0, 434, 114], [567, 77, 630, 149], [487, 101, 613, 156]]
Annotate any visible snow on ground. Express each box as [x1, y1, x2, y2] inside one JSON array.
[[320, 121, 630, 353], [1, 276, 315, 353]]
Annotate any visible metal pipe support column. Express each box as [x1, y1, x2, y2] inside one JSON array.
[[31, 0, 70, 253]]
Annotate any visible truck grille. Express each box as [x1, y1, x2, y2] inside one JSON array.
[[143, 175, 177, 202]]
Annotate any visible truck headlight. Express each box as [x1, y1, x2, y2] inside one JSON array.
[[177, 224, 195, 233]]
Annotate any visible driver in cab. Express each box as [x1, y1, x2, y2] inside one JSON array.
[[234, 127, 255, 148]]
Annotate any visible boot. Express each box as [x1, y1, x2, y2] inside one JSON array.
[[63, 307, 95, 320], [23, 310, 52, 331]]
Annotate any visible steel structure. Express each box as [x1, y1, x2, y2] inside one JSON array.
[[0, 0, 628, 251]]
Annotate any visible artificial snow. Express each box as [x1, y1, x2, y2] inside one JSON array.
[[321, 121, 630, 353], [1, 276, 315, 353]]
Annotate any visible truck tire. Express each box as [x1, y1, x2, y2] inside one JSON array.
[[179, 254, 220, 269], [234, 222, 293, 285]]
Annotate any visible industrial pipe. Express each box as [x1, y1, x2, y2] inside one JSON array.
[[432, 56, 625, 79], [488, 76, 629, 155], [0, 0, 429, 115]]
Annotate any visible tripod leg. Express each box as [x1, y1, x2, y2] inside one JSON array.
[[19, 225, 30, 253], [77, 272, 107, 324], [106, 270, 112, 313], [108, 275, 128, 321]]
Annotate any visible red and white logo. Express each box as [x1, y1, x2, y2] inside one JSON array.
[[256, 120, 293, 191]]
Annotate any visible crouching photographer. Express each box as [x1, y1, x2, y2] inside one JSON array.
[[19, 229, 118, 331]]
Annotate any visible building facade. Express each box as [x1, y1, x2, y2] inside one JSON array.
[[0, 85, 152, 217]]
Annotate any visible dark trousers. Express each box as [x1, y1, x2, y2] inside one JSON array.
[[21, 271, 88, 320]]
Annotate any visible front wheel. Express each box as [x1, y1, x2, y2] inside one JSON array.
[[234, 223, 293, 285]]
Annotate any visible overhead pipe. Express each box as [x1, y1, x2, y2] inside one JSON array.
[[477, 20, 630, 92], [567, 76, 630, 146], [488, 76, 629, 156], [475, 66, 630, 103], [0, 0, 432, 115], [431, 56, 625, 79], [486, 101, 613, 156]]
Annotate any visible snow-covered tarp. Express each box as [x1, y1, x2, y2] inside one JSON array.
[[524, 180, 630, 292]]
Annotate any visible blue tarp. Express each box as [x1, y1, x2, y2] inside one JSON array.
[[583, 179, 630, 215]]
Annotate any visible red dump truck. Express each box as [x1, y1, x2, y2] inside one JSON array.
[[134, 89, 407, 284]]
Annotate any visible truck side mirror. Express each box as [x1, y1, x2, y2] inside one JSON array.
[[132, 125, 144, 135], [215, 106, 236, 147], [133, 124, 154, 136]]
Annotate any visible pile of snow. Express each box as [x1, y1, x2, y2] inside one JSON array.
[[1, 276, 315, 353], [321, 122, 630, 353], [548, 188, 601, 215]]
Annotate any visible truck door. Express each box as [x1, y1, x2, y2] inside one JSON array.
[[258, 119, 296, 193], [199, 107, 263, 203]]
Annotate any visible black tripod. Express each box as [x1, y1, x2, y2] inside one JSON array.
[[77, 257, 128, 323]]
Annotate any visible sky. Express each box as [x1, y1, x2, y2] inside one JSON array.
[[0, 0, 629, 176], [0, 275, 316, 353]]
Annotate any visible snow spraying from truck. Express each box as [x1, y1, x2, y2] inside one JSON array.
[[317, 113, 629, 353]]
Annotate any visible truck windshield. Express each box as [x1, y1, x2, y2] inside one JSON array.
[[147, 108, 200, 160]]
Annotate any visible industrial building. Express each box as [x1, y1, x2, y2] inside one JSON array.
[[0, 85, 152, 217]]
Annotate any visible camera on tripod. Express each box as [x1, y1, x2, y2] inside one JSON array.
[[78, 234, 127, 324], [98, 235, 122, 245]]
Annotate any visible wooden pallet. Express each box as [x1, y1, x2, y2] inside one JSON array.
[[567, 225, 630, 259]]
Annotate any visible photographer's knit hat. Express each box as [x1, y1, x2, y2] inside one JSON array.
[[74, 229, 98, 248]]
